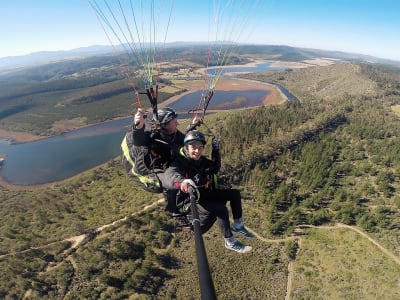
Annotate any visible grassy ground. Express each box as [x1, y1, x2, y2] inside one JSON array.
[[291, 227, 400, 300], [160, 203, 290, 299]]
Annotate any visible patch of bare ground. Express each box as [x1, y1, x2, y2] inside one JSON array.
[[301, 58, 342, 66], [270, 61, 310, 68], [270, 58, 339, 68], [51, 117, 88, 134], [0, 128, 40, 143], [175, 60, 204, 68]]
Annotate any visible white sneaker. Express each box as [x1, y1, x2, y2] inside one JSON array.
[[225, 239, 252, 253]]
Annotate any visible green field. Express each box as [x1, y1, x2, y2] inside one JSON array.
[[292, 227, 400, 299]]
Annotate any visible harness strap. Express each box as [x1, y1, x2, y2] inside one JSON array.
[[121, 136, 161, 188], [121, 136, 135, 166]]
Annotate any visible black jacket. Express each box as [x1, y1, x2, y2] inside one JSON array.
[[128, 122, 185, 171], [122, 120, 186, 194], [161, 146, 221, 193]]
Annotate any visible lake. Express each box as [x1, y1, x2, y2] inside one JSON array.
[[0, 118, 132, 185], [208, 61, 289, 75], [172, 90, 271, 111], [0, 63, 296, 185], [0, 89, 272, 185]]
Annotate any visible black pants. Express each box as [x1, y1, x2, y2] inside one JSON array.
[[164, 189, 180, 214], [197, 189, 243, 238]]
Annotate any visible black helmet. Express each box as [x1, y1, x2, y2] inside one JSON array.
[[157, 107, 178, 124], [184, 130, 206, 145]]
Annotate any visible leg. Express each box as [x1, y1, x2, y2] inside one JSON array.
[[198, 196, 232, 238], [164, 189, 180, 214], [196, 203, 217, 234], [213, 189, 243, 220], [198, 193, 252, 253], [219, 188, 243, 219], [214, 189, 254, 238]]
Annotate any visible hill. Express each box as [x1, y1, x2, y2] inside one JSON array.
[[1, 59, 400, 298], [2, 43, 400, 71]]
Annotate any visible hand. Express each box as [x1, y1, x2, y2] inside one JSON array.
[[134, 108, 146, 129], [191, 116, 202, 125], [180, 179, 196, 193], [211, 138, 219, 150]]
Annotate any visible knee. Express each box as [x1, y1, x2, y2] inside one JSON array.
[[200, 216, 216, 234]]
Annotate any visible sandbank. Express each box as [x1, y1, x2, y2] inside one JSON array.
[[0, 128, 40, 143]]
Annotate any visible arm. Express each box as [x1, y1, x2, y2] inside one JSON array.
[[131, 108, 150, 146], [132, 125, 150, 146], [159, 160, 197, 193], [208, 138, 221, 173], [158, 161, 186, 190]]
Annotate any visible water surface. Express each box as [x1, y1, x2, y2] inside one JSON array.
[[0, 63, 296, 185], [171, 90, 270, 111], [0, 118, 131, 185]]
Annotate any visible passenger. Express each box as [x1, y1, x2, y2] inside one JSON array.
[[161, 130, 253, 253]]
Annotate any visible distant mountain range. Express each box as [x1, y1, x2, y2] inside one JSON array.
[[0, 45, 114, 71], [1, 43, 399, 71]]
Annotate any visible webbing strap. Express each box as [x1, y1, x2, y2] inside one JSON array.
[[121, 136, 135, 166]]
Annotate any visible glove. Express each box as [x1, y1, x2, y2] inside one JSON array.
[[180, 179, 196, 193], [211, 138, 219, 150]]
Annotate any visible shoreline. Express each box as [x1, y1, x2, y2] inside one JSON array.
[[0, 158, 118, 191], [0, 57, 326, 144], [0, 77, 283, 144], [0, 115, 132, 145], [0, 128, 41, 144], [0, 74, 287, 190]]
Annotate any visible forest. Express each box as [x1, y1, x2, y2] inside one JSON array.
[[1, 58, 400, 298]]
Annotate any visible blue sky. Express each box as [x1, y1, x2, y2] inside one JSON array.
[[1, 0, 400, 61]]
